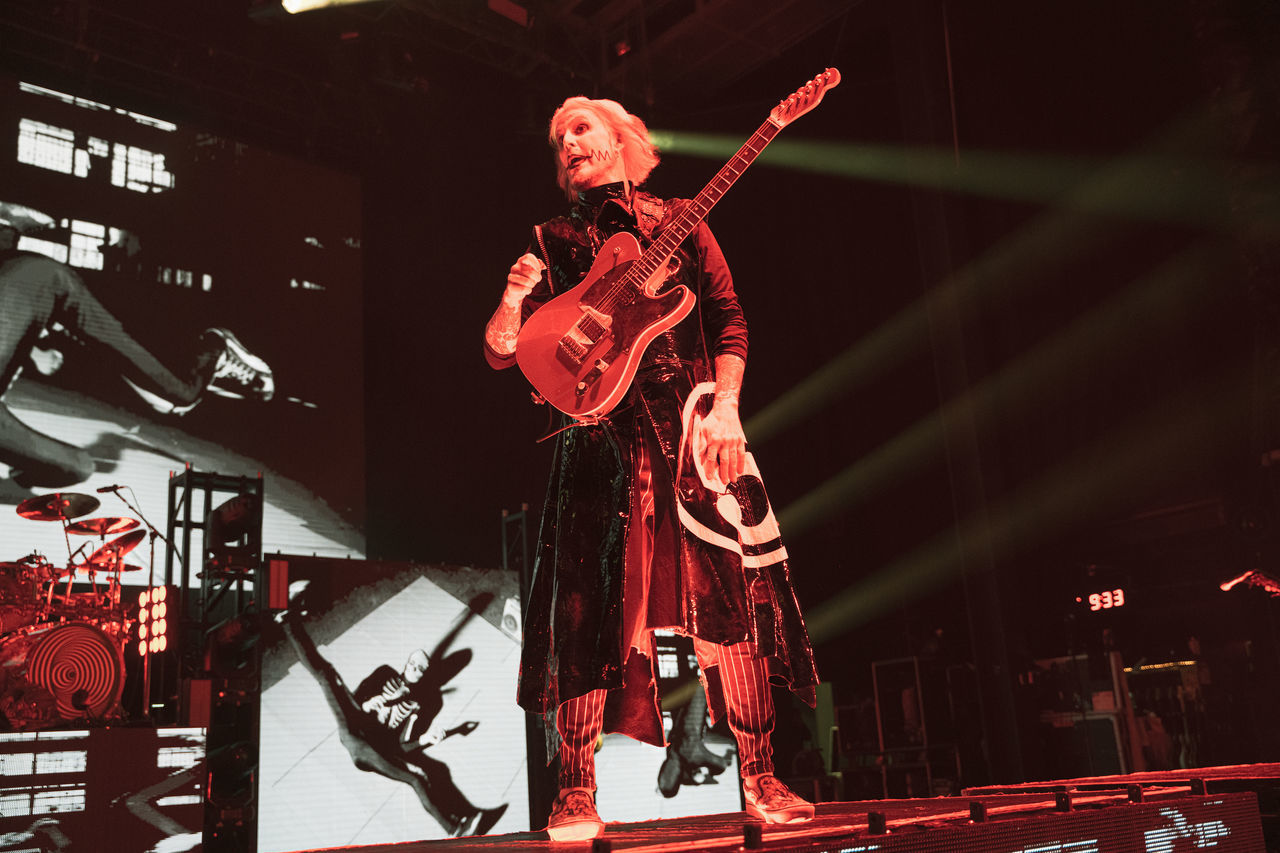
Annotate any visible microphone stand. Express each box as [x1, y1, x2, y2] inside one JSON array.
[[103, 487, 180, 724]]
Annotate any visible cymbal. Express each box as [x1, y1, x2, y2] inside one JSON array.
[[17, 493, 100, 522], [70, 561, 143, 574], [86, 529, 146, 567], [65, 517, 141, 536]]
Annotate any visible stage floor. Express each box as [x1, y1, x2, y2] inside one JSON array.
[[285, 781, 1266, 852]]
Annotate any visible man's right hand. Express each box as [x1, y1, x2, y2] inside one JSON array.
[[504, 253, 545, 303], [487, 253, 545, 358]]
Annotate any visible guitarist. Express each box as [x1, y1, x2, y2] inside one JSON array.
[[484, 96, 819, 841]]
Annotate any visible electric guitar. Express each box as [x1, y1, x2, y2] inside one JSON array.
[[515, 68, 841, 421]]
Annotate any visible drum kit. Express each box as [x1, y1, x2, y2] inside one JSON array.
[[0, 491, 148, 730]]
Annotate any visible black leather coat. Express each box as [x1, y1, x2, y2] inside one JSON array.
[[488, 184, 817, 745]]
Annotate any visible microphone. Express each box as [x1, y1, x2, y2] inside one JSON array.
[[96, 484, 124, 493]]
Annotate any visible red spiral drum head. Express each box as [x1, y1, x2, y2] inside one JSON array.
[[25, 623, 124, 720]]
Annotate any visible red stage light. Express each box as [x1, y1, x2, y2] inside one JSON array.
[[136, 586, 173, 656]]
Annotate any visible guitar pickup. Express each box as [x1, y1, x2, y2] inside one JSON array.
[[576, 312, 608, 342]]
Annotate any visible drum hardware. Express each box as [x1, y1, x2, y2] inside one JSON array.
[[95, 485, 174, 724], [65, 517, 141, 536], [0, 555, 54, 634], [91, 562, 142, 572], [84, 528, 146, 569], [1, 556, 134, 730], [15, 492, 100, 522], [0, 621, 126, 729], [4, 484, 164, 728], [17, 492, 105, 569], [47, 528, 147, 601]]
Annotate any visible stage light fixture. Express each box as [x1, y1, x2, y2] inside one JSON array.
[[281, 0, 384, 13], [207, 493, 262, 575], [487, 0, 530, 27], [136, 585, 172, 657], [206, 615, 261, 679]]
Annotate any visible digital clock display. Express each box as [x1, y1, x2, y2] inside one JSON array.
[[1077, 588, 1125, 611]]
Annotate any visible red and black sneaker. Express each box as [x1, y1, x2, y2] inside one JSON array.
[[743, 774, 815, 824], [546, 787, 604, 842]]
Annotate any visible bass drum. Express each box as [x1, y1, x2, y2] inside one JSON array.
[[0, 621, 124, 730]]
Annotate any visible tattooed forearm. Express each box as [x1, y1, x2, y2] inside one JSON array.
[[713, 354, 745, 407], [485, 294, 524, 355]]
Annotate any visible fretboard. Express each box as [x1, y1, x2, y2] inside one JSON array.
[[627, 118, 783, 285]]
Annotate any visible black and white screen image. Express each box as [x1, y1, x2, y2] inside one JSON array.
[[0, 76, 365, 589], [593, 632, 742, 823], [257, 558, 526, 850], [0, 726, 205, 853]]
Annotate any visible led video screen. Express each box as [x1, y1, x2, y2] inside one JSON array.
[[256, 557, 527, 849], [0, 76, 365, 598], [594, 631, 742, 823], [0, 726, 206, 853]]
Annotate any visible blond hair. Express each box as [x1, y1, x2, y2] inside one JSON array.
[[548, 96, 660, 200]]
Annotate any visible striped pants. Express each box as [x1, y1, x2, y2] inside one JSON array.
[[555, 639, 774, 791]]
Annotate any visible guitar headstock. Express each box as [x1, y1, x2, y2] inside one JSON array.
[[768, 68, 841, 128]]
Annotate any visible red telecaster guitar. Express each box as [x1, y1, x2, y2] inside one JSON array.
[[516, 68, 841, 421]]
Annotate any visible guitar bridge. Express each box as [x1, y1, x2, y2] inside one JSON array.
[[558, 310, 611, 366], [559, 337, 588, 364]]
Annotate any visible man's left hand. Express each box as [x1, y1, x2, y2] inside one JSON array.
[[418, 722, 446, 748], [698, 403, 747, 488]]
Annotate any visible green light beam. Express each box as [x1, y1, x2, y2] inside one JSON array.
[[746, 104, 1247, 445], [778, 241, 1225, 539], [650, 131, 1278, 235], [804, 364, 1246, 644]]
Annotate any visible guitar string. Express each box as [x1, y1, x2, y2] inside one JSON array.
[[589, 122, 782, 316], [575, 74, 831, 318]]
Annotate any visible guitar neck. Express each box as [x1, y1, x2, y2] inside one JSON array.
[[628, 117, 783, 283]]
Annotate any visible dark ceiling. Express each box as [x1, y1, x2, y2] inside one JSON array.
[[0, 0, 861, 169]]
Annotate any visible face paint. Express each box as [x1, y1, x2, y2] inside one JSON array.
[[556, 108, 627, 191]]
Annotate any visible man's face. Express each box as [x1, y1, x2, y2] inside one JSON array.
[[556, 108, 625, 192], [404, 651, 429, 684]]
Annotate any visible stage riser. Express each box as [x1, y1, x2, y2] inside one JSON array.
[[725, 794, 1264, 853], [279, 791, 1265, 853]]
